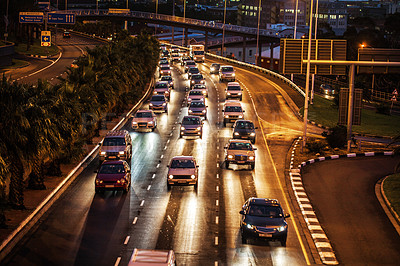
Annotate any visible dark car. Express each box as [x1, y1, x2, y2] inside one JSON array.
[[210, 63, 220, 74], [63, 31, 71, 38], [239, 198, 290, 246], [184, 60, 196, 72], [233, 120, 257, 144], [95, 160, 131, 193], [149, 95, 168, 113], [189, 73, 205, 88], [179, 115, 203, 138], [188, 100, 207, 119], [187, 67, 200, 79]]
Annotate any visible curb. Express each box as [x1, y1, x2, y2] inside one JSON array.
[[378, 176, 400, 234], [289, 137, 395, 265]]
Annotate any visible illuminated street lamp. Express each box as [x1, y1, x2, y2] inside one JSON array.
[[181, 0, 186, 46], [221, 0, 227, 56], [255, 0, 262, 66]]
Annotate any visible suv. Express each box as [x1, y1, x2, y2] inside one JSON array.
[[132, 110, 157, 131], [167, 156, 199, 190], [233, 120, 257, 144], [149, 95, 168, 113], [154, 81, 170, 99], [99, 130, 132, 163], [224, 139, 256, 170], [192, 84, 208, 97], [222, 100, 245, 126], [210, 63, 220, 74], [189, 74, 205, 88], [219, 65, 235, 82], [239, 198, 290, 246], [188, 100, 207, 119], [226, 82, 243, 100], [179, 115, 203, 138], [95, 160, 131, 193]]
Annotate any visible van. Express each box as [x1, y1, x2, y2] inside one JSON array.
[[99, 130, 132, 163], [128, 248, 176, 265]]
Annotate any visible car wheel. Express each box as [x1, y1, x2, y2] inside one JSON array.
[[240, 96, 242, 101], [251, 139, 255, 144], [280, 238, 287, 247], [226, 161, 230, 169], [204, 115, 207, 120], [250, 164, 255, 170], [151, 127, 155, 132], [179, 133, 182, 138]]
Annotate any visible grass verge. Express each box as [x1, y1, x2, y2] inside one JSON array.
[[383, 173, 400, 218], [300, 94, 400, 137], [0, 59, 30, 73], [14, 39, 59, 57]]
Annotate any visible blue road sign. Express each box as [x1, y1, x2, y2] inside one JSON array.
[[48, 13, 76, 24], [19, 12, 44, 23], [41, 31, 51, 47]]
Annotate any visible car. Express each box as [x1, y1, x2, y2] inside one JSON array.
[[159, 59, 169, 67], [160, 75, 174, 89], [70, 59, 78, 68], [320, 84, 336, 95], [167, 156, 199, 190], [219, 65, 236, 82], [192, 84, 208, 97], [170, 52, 180, 62], [159, 65, 171, 76], [153, 81, 170, 99], [160, 43, 167, 51], [188, 100, 207, 119], [128, 248, 176, 266], [162, 50, 169, 57], [95, 160, 131, 193], [226, 82, 243, 100], [63, 31, 71, 38], [187, 89, 205, 106], [184, 60, 196, 72], [189, 73, 205, 88], [222, 100, 245, 126], [180, 56, 191, 66], [233, 120, 257, 144], [99, 130, 132, 163], [210, 63, 220, 74], [149, 95, 168, 113], [239, 198, 290, 246], [224, 139, 256, 170], [187, 67, 200, 79], [179, 115, 203, 138], [132, 110, 157, 132]]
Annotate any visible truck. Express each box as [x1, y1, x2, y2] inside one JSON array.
[[190, 44, 205, 62]]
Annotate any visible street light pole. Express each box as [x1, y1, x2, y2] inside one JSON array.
[[310, 0, 319, 104], [255, 0, 262, 66], [172, 0, 175, 43], [155, 0, 158, 35], [221, 0, 227, 57], [302, 0, 314, 151], [181, 0, 186, 46], [291, 0, 299, 81]]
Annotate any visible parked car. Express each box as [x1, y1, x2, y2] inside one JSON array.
[[167, 156, 199, 190], [233, 120, 257, 144], [179, 115, 203, 138], [95, 160, 131, 193], [222, 100, 245, 126], [239, 198, 290, 246], [192, 84, 208, 97], [149, 95, 168, 113], [99, 130, 132, 163], [226, 82, 243, 100], [219, 65, 235, 82], [160, 75, 174, 89], [210, 63, 220, 74], [132, 110, 157, 132], [154, 81, 170, 99], [188, 100, 207, 119], [187, 89, 205, 106], [320, 84, 336, 95], [224, 139, 256, 170], [189, 73, 205, 88]]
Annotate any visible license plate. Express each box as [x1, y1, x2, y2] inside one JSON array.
[[259, 233, 272, 238], [237, 161, 244, 164], [108, 156, 116, 159], [178, 180, 187, 183], [105, 185, 114, 188]]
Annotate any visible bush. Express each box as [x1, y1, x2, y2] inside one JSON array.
[[306, 140, 326, 154], [323, 125, 347, 148]]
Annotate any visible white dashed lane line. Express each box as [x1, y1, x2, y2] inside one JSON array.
[[124, 236, 130, 245], [147, 185, 151, 190], [152, 174, 156, 179], [114, 257, 121, 266], [132, 217, 138, 224], [140, 200, 145, 207]]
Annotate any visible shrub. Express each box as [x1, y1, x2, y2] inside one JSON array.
[[306, 140, 326, 154], [323, 125, 347, 148]]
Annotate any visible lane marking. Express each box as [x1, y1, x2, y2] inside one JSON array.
[[114, 257, 121, 266], [140, 200, 145, 207], [156, 164, 160, 168], [160, 155, 164, 159], [147, 185, 151, 190], [216, 200, 219, 206], [216, 216, 219, 224], [124, 236, 130, 245], [216, 186, 219, 192], [215, 236, 218, 245], [152, 174, 156, 179], [133, 217, 138, 224], [28, 51, 63, 77], [216, 174, 219, 179]]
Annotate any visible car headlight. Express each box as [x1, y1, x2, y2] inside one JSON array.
[[95, 179, 103, 185], [201, 80, 205, 83], [238, 115, 243, 118], [211, 67, 215, 71], [148, 121, 154, 124], [202, 90, 207, 94], [227, 92, 231, 95], [246, 223, 254, 229], [202, 109, 206, 113], [227, 155, 233, 159], [238, 92, 242, 95], [100, 151, 106, 155], [188, 110, 193, 113], [277, 225, 287, 232], [149, 103, 153, 106], [132, 121, 138, 125], [168, 175, 174, 179], [234, 132, 240, 136], [119, 151, 125, 155], [191, 175, 196, 179], [250, 133, 255, 136], [181, 126, 185, 130], [249, 156, 255, 161], [162, 103, 166, 106], [117, 178, 126, 184], [225, 115, 229, 118], [153, 91, 157, 94], [232, 73, 236, 76], [191, 80, 195, 83], [196, 127, 201, 130]]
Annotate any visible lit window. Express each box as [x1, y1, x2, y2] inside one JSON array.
[[330, 15, 337, 19]]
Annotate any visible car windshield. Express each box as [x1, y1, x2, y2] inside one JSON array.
[[228, 86, 241, 91], [190, 101, 205, 107], [161, 66, 170, 70], [192, 74, 203, 79], [225, 106, 242, 112], [182, 117, 201, 125], [103, 137, 125, 146], [212, 64, 220, 68], [189, 91, 203, 96], [151, 95, 165, 101], [155, 83, 168, 88], [248, 205, 283, 218], [193, 85, 206, 90], [189, 68, 199, 73], [229, 142, 252, 150], [194, 51, 204, 55], [161, 76, 172, 81], [135, 112, 152, 118], [235, 121, 254, 129], [221, 66, 234, 72], [171, 159, 195, 168], [186, 62, 196, 66], [99, 164, 126, 174]]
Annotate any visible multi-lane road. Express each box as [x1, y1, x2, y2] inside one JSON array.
[[3, 35, 400, 265]]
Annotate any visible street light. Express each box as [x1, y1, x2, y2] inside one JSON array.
[[255, 0, 262, 66], [181, 0, 186, 46], [155, 0, 159, 35], [221, 0, 227, 57], [291, 0, 299, 81]]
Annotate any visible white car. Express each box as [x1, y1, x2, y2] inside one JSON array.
[[219, 65, 236, 82], [167, 156, 199, 190], [222, 100, 245, 126], [224, 139, 257, 170], [132, 110, 157, 132], [226, 82, 243, 100], [187, 89, 205, 106]]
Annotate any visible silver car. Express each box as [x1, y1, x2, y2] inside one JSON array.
[[179, 115, 203, 138], [188, 100, 207, 119], [219, 65, 236, 82]]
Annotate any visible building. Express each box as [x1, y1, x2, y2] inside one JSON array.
[[316, 1, 348, 36]]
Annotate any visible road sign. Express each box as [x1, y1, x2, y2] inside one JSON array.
[[393, 89, 398, 95], [41, 31, 51, 47], [19, 12, 44, 23], [48, 13, 76, 24], [391, 95, 397, 101], [338, 88, 362, 126], [358, 48, 400, 74]]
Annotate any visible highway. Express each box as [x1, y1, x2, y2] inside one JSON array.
[[3, 36, 400, 265]]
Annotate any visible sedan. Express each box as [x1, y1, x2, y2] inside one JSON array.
[[187, 67, 200, 79], [149, 95, 168, 113], [180, 115, 203, 138], [159, 65, 171, 76], [192, 84, 208, 97], [189, 74, 205, 88], [95, 160, 131, 193], [233, 120, 257, 144], [132, 110, 157, 132], [167, 156, 199, 190], [188, 100, 207, 119]]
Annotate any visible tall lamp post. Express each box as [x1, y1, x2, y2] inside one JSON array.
[[221, 0, 227, 57], [255, 0, 262, 66], [310, 0, 319, 104], [181, 0, 186, 46], [155, 0, 159, 35], [291, 0, 299, 81]]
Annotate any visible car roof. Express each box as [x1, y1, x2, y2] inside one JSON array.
[[137, 110, 153, 113], [235, 119, 253, 124], [224, 100, 242, 107], [228, 138, 252, 144], [227, 82, 240, 86], [183, 115, 200, 120], [105, 130, 128, 137], [247, 197, 281, 207], [190, 100, 205, 104], [221, 65, 233, 68], [151, 95, 165, 99], [101, 160, 125, 165], [171, 155, 195, 160], [156, 81, 168, 84], [190, 89, 205, 93]]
